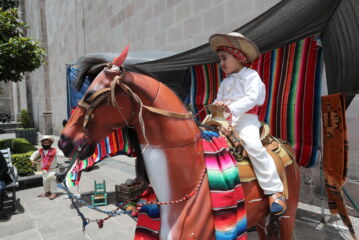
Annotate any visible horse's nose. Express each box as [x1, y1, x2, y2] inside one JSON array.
[[58, 134, 74, 157], [58, 134, 68, 150]]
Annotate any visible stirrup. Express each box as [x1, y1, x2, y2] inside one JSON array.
[[269, 192, 286, 216]]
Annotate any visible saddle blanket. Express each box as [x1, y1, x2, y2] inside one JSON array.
[[134, 131, 247, 239]]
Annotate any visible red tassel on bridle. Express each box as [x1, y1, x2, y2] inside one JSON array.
[[113, 45, 130, 67]]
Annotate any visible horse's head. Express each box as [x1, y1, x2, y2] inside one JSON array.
[[59, 50, 138, 159]]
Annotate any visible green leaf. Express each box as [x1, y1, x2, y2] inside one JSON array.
[[0, 7, 45, 83]]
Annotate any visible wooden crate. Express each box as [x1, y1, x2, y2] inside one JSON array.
[[115, 180, 147, 202]]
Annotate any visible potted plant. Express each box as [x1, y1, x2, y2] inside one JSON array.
[[15, 109, 38, 145]]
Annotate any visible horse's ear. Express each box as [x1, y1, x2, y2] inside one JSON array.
[[113, 45, 130, 67]]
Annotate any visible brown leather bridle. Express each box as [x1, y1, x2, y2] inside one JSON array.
[[77, 65, 193, 130]]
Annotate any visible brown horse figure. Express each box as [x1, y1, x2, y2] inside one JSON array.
[[58, 54, 300, 239]]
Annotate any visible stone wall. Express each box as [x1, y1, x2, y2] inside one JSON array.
[[19, 0, 280, 134]]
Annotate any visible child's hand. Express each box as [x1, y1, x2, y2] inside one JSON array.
[[214, 102, 230, 112], [31, 160, 39, 167]]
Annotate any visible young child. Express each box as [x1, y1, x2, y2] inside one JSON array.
[[209, 32, 286, 215], [30, 135, 63, 200]]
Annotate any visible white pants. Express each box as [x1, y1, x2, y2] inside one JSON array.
[[42, 168, 58, 193], [234, 114, 283, 195]]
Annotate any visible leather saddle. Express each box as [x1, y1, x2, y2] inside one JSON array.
[[202, 104, 295, 198]]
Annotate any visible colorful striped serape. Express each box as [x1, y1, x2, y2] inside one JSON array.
[[134, 187, 161, 239], [202, 132, 247, 240], [134, 132, 247, 240], [190, 36, 323, 168]]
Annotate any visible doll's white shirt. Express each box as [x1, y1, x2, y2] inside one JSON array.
[[30, 149, 64, 169], [214, 67, 265, 125]]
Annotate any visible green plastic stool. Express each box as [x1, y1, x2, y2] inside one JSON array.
[[91, 180, 108, 206]]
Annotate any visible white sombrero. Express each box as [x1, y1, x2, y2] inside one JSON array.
[[209, 32, 260, 63], [40, 135, 54, 144]]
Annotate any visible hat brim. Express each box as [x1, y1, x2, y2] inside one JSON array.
[[40, 138, 54, 144], [209, 33, 260, 63]]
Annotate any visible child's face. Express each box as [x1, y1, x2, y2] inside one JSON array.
[[217, 50, 243, 74], [41, 139, 52, 146]]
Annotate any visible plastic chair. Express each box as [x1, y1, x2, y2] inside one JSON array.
[[91, 180, 108, 206]]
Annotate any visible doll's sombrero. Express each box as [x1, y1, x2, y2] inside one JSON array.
[[209, 32, 260, 63], [40, 135, 54, 144]]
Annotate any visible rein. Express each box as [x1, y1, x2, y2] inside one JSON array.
[[57, 138, 135, 231]]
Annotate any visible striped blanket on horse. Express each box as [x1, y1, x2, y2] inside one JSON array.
[[135, 131, 247, 239]]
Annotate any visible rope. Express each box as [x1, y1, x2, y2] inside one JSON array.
[[194, 104, 210, 119], [137, 168, 207, 210], [59, 182, 90, 231], [58, 183, 134, 230]]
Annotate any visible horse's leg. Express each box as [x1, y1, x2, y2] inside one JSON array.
[[242, 181, 269, 239], [279, 162, 300, 240], [279, 214, 296, 240], [177, 174, 215, 240], [255, 219, 267, 240]]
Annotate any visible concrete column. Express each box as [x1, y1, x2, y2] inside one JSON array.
[[11, 82, 19, 122], [40, 112, 53, 134]]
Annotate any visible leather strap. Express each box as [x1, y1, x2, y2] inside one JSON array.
[[116, 79, 193, 119], [88, 88, 111, 103], [218, 126, 242, 149], [143, 105, 193, 119]]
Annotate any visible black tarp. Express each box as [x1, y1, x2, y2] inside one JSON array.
[[322, 0, 359, 106], [73, 51, 191, 101], [136, 0, 359, 106]]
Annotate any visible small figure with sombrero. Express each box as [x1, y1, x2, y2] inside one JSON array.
[[209, 32, 286, 215], [30, 135, 63, 200]]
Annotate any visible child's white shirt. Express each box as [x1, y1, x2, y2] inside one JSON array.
[[214, 67, 265, 126]]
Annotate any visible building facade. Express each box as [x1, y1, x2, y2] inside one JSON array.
[[11, 0, 279, 134]]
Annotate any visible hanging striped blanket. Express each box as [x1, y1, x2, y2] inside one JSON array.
[[190, 36, 323, 168], [135, 132, 247, 239]]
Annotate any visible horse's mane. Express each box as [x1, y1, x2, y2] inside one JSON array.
[[126, 127, 149, 185], [75, 53, 157, 90]]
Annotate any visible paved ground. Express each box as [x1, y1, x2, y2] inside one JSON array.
[[1, 132, 358, 239]]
